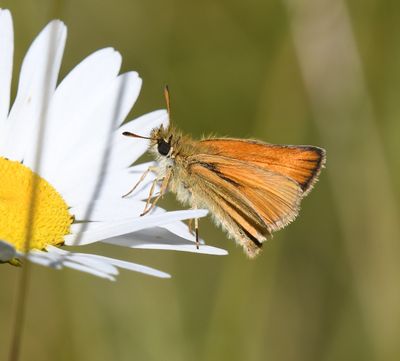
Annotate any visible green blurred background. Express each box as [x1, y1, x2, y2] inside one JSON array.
[[1, 0, 400, 360]]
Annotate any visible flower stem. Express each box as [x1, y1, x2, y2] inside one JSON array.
[[8, 262, 31, 361]]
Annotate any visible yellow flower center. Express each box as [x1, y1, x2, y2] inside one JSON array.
[[0, 157, 73, 252]]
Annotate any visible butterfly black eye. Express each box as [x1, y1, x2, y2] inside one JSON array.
[[157, 139, 171, 156]]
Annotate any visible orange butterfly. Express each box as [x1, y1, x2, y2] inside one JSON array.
[[123, 88, 325, 257]]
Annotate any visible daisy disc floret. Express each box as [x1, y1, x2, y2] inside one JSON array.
[[0, 157, 72, 251]]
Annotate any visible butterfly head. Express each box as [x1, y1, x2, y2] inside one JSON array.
[[150, 125, 174, 157], [123, 124, 178, 159]]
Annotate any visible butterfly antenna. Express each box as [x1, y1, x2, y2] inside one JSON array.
[[122, 132, 153, 140], [164, 85, 172, 123]]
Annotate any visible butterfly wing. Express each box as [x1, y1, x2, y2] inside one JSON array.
[[187, 154, 303, 257], [199, 138, 326, 195]]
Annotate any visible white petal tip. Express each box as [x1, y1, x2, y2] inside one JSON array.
[[205, 248, 228, 256], [45, 19, 67, 35], [49, 19, 65, 26], [0, 9, 11, 17], [176, 245, 228, 256], [156, 272, 171, 279]]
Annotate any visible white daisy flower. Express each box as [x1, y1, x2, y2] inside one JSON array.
[[0, 9, 226, 280]]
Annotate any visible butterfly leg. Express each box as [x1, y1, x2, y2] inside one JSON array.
[[189, 203, 200, 249], [195, 216, 199, 249], [187, 218, 199, 249], [141, 168, 172, 216], [140, 177, 159, 216], [122, 165, 157, 198], [188, 218, 193, 233]]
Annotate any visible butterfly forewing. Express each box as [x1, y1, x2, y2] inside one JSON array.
[[199, 139, 325, 195]]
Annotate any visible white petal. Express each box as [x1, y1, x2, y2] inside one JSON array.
[[61, 261, 116, 281], [52, 110, 168, 192], [69, 198, 163, 222], [156, 221, 229, 254], [103, 227, 228, 255], [0, 9, 13, 126], [46, 72, 142, 192], [46, 246, 118, 275], [160, 220, 203, 243], [0, 239, 16, 261], [0, 20, 66, 162], [110, 109, 169, 169], [46, 246, 169, 278], [70, 253, 170, 278], [64, 209, 208, 246], [24, 251, 62, 269], [59, 162, 159, 206], [25, 249, 116, 280], [39, 48, 123, 179]]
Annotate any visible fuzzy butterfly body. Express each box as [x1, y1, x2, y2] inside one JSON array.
[[124, 123, 326, 258]]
